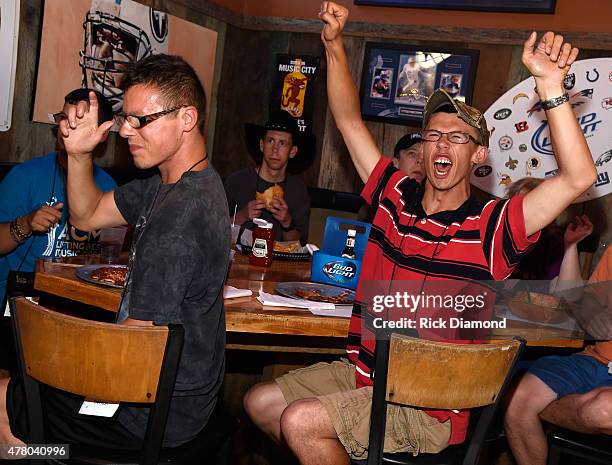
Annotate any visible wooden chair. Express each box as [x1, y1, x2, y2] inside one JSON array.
[[10, 297, 233, 465], [354, 334, 524, 465], [546, 427, 612, 465]]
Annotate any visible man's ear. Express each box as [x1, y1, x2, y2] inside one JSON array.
[[392, 158, 399, 168], [289, 146, 298, 159], [472, 146, 489, 165], [181, 106, 198, 132], [259, 139, 264, 153]]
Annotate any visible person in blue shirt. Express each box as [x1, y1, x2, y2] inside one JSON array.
[[0, 88, 116, 309]]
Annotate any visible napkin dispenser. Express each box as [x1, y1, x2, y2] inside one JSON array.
[[310, 217, 371, 290]]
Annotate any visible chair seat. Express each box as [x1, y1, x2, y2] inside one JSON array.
[[548, 427, 612, 461], [352, 443, 467, 465], [69, 403, 236, 465]]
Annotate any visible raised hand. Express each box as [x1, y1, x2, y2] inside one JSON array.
[[564, 214, 593, 248], [522, 31, 579, 89], [318, 1, 348, 43], [59, 91, 114, 157]]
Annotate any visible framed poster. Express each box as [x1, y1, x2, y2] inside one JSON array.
[[360, 42, 479, 126], [33, 0, 218, 128], [354, 0, 557, 14]]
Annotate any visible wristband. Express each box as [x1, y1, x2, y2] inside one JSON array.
[[281, 220, 295, 232], [10, 219, 31, 243], [540, 93, 569, 111]]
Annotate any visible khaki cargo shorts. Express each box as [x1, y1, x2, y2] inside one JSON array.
[[276, 359, 451, 460]]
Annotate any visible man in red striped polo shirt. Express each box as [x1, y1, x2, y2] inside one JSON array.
[[243, 3, 596, 464]]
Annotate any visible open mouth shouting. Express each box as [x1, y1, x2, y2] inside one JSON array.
[[433, 155, 453, 179]]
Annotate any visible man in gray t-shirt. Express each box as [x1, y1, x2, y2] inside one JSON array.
[[1, 55, 228, 451]]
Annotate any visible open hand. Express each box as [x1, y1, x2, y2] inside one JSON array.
[[522, 31, 579, 89], [318, 1, 348, 43], [564, 214, 593, 248], [59, 91, 114, 156]]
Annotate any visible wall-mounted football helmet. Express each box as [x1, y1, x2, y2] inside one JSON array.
[[80, 10, 154, 112]]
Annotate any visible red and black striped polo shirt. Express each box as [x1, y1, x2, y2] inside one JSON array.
[[348, 157, 539, 445]]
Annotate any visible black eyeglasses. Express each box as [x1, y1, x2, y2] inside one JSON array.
[[421, 129, 481, 145], [114, 105, 186, 129]]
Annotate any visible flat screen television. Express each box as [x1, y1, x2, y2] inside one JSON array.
[[359, 42, 479, 126]]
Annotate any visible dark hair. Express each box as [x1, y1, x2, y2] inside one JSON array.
[[64, 88, 113, 124], [393, 133, 421, 158], [122, 54, 207, 132]]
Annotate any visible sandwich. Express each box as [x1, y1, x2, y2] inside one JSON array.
[[256, 184, 284, 208]]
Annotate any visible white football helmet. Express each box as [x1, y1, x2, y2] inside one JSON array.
[[80, 10, 156, 112]]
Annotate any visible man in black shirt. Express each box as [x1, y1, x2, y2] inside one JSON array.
[[225, 111, 314, 243]]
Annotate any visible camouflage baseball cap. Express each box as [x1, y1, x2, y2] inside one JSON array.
[[423, 89, 489, 147]]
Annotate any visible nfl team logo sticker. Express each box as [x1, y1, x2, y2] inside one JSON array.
[[474, 165, 492, 177], [494, 108, 512, 120], [498, 135, 513, 151], [515, 121, 529, 133], [472, 57, 612, 201], [595, 150, 612, 167]]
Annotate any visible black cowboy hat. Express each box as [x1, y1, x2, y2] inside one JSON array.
[[244, 110, 316, 174]]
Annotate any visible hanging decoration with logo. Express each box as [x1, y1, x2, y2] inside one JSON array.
[[270, 54, 320, 133], [471, 57, 612, 202]]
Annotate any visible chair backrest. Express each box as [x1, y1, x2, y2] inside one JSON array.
[[386, 335, 523, 409], [366, 334, 524, 465], [12, 297, 173, 403], [10, 297, 184, 465]]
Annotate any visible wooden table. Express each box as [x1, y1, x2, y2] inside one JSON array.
[[33, 255, 584, 349]]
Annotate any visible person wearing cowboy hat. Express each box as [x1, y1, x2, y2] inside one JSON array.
[[224, 111, 315, 243]]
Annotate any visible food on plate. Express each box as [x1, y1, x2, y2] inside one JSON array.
[[90, 266, 127, 287], [256, 184, 284, 208], [294, 288, 352, 304], [508, 291, 566, 323], [274, 241, 301, 253]]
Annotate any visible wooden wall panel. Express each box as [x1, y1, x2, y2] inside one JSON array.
[[0, 0, 54, 163], [211, 26, 281, 177], [317, 36, 363, 192]]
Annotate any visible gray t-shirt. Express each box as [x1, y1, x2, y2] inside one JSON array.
[[113, 165, 229, 447], [224, 167, 310, 243]]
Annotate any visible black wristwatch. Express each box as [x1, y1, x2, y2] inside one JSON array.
[[540, 93, 569, 111], [281, 220, 295, 232]]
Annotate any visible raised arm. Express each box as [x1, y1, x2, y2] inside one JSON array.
[[319, 2, 381, 183], [550, 214, 593, 296], [521, 32, 597, 237], [60, 92, 126, 231]]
